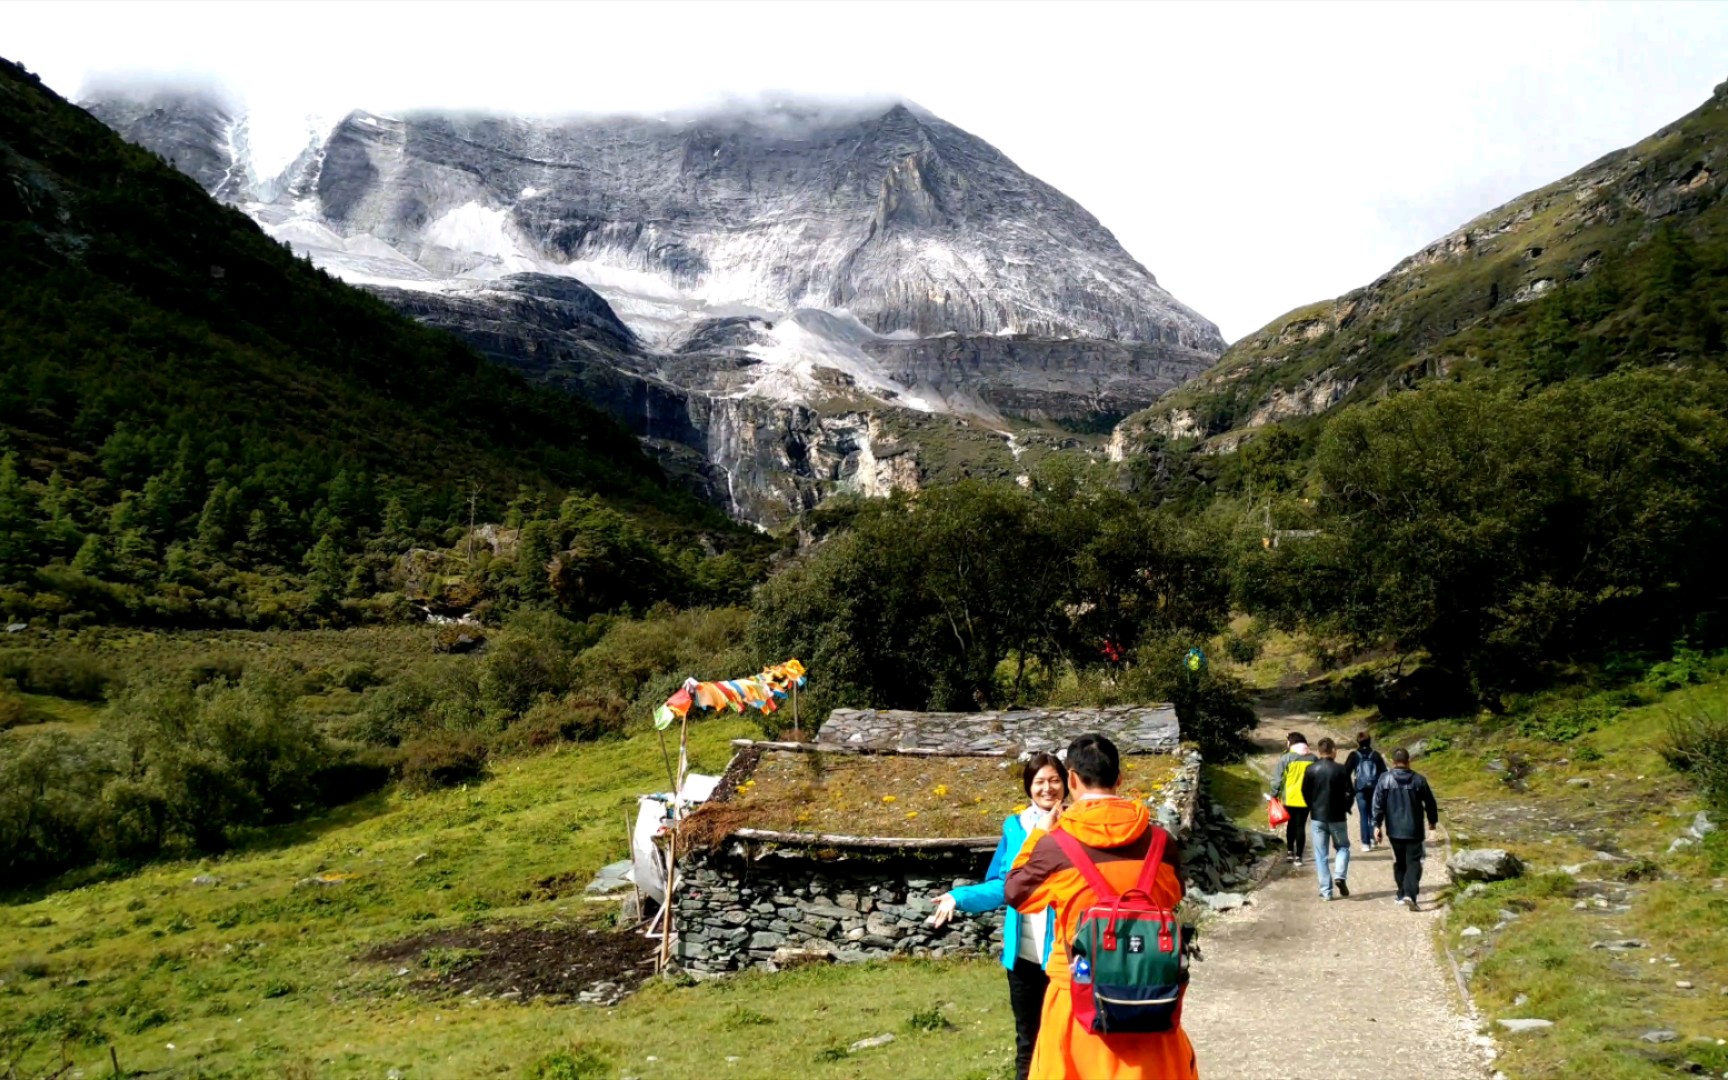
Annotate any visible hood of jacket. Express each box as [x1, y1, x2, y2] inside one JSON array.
[[1058, 796, 1150, 849]]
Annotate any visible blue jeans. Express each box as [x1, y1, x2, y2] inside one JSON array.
[[1355, 792, 1375, 845], [1311, 820, 1351, 896]]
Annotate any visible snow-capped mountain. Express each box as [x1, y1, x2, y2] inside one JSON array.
[[85, 88, 1223, 522]]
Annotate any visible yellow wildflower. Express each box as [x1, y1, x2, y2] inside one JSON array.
[[881, 795, 897, 804], [905, 811, 919, 819], [933, 784, 949, 798]]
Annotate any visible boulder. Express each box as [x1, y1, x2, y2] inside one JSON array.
[[1447, 849, 1524, 884], [1497, 1019, 1553, 1034], [1690, 811, 1717, 840], [584, 859, 635, 895]]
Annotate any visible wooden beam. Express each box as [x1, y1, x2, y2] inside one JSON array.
[[730, 827, 999, 850], [729, 739, 1010, 758]]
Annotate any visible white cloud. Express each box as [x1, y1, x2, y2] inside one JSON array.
[[6, 0, 1726, 342]]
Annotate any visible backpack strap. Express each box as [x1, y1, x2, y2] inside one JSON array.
[[1048, 826, 1170, 903], [1132, 826, 1169, 897], [1049, 828, 1116, 902]]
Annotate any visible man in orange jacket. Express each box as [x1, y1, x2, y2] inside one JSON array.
[[1005, 734, 1199, 1080]]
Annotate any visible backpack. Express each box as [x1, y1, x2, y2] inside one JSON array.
[[1354, 750, 1384, 793], [1049, 826, 1186, 1035]]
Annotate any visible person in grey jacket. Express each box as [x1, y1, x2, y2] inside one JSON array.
[[1372, 747, 1440, 910]]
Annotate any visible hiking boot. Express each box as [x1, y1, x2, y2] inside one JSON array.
[[1334, 878, 1350, 898], [1406, 898, 1421, 912], [1320, 893, 1333, 901]]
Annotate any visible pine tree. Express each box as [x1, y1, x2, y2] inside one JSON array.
[[304, 533, 345, 599], [0, 453, 39, 581]]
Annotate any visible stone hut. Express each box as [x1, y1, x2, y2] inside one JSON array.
[[673, 706, 1200, 974]]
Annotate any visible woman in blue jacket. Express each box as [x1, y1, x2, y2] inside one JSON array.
[[930, 751, 1067, 1080]]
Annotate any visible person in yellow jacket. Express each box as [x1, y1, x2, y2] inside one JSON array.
[[1005, 734, 1198, 1080], [1265, 732, 1317, 866]]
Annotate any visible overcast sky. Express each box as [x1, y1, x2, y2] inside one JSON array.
[[8, 0, 1728, 342]]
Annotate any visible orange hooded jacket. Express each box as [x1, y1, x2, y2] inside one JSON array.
[[1004, 796, 1198, 1080]]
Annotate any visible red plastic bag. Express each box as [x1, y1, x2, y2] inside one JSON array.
[[1267, 797, 1290, 828]]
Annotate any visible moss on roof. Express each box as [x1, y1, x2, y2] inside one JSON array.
[[695, 746, 1184, 842]]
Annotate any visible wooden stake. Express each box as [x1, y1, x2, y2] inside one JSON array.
[[110, 1046, 122, 1078]]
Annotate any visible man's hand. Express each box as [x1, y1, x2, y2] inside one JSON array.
[[928, 893, 957, 929], [1046, 804, 1063, 828], [1375, 829, 1384, 844]]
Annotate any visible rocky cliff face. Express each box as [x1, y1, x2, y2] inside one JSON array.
[[85, 88, 1223, 522]]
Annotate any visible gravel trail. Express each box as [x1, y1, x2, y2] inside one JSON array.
[[1183, 714, 1492, 1079]]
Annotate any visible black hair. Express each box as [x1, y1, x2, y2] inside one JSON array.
[[1064, 733, 1121, 789], [1022, 752, 1067, 797], [1316, 737, 1335, 754], [1356, 731, 1372, 747], [1287, 731, 1307, 747], [1392, 747, 1411, 765]]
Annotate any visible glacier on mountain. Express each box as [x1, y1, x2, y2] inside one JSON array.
[[84, 89, 1223, 522]]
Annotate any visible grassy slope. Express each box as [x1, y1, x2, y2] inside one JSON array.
[[0, 714, 1017, 1079], [1117, 78, 1728, 449], [1379, 682, 1728, 1079]]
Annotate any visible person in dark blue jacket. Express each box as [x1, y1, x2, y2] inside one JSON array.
[[1372, 747, 1440, 911], [930, 751, 1066, 1080]]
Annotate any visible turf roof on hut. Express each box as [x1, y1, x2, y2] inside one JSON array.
[[687, 742, 1187, 847]]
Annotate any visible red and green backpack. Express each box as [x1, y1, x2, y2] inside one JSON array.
[[1049, 825, 1186, 1034]]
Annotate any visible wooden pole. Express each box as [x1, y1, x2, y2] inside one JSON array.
[[792, 681, 800, 737], [110, 1046, 122, 1079], [625, 808, 641, 921], [656, 725, 677, 796], [657, 827, 677, 972]]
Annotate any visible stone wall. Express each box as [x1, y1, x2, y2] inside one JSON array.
[[673, 850, 1002, 974]]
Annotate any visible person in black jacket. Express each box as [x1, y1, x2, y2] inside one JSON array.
[[1372, 748, 1440, 911], [1300, 738, 1355, 900], [1342, 732, 1388, 853]]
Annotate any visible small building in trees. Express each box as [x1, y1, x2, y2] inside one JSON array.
[[672, 705, 1199, 973]]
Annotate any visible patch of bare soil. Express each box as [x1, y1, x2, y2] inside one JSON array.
[[361, 923, 656, 1004]]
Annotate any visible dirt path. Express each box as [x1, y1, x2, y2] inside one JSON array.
[[1183, 712, 1492, 1079]]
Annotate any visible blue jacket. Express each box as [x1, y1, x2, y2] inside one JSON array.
[[950, 811, 1055, 970]]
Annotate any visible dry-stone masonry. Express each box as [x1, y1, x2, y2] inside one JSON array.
[[820, 705, 1180, 755], [673, 851, 1001, 973]]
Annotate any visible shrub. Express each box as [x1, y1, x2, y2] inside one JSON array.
[[400, 731, 488, 791], [1223, 629, 1263, 665], [493, 696, 626, 754], [1663, 703, 1728, 810], [478, 632, 573, 718], [0, 650, 113, 701], [525, 1045, 615, 1080], [329, 662, 382, 692], [1173, 669, 1259, 762]]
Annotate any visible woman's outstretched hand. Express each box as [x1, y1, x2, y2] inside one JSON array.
[[929, 893, 957, 928]]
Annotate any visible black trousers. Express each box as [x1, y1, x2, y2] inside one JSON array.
[[1390, 837, 1425, 900], [1285, 806, 1311, 858], [1006, 955, 1048, 1080]]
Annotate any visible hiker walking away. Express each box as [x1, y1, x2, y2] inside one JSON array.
[[930, 752, 1067, 1080], [1343, 732, 1387, 852], [1005, 734, 1198, 1080], [1266, 732, 1317, 866], [1299, 737, 1354, 901], [1372, 748, 1440, 911]]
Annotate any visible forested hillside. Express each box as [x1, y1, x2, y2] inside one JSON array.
[[1117, 77, 1728, 447], [749, 79, 1728, 726], [0, 58, 762, 630]]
